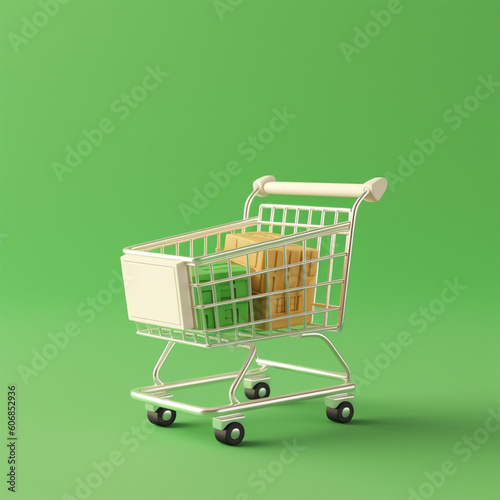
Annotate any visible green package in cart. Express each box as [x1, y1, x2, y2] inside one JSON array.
[[192, 262, 250, 329]]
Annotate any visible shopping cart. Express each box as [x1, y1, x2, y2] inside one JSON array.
[[121, 175, 387, 445]]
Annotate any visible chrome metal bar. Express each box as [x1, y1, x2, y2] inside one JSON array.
[[261, 202, 351, 214], [194, 221, 351, 265], [243, 189, 260, 219], [256, 358, 348, 381], [131, 383, 356, 415], [136, 324, 343, 348], [190, 304, 341, 333], [300, 332, 352, 382], [337, 190, 369, 330], [259, 219, 334, 231], [125, 217, 259, 253], [228, 344, 257, 404], [191, 253, 347, 289], [192, 279, 344, 306], [141, 367, 266, 393], [324, 211, 339, 326], [152, 341, 175, 385]]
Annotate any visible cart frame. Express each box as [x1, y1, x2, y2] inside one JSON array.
[[124, 175, 387, 445]]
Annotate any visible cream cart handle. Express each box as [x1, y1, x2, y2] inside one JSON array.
[[252, 176, 387, 202]]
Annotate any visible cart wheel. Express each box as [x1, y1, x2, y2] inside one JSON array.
[[326, 401, 354, 423], [244, 382, 271, 400], [214, 422, 245, 446], [147, 407, 177, 427]]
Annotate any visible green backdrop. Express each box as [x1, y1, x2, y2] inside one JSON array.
[[1, 1, 499, 499]]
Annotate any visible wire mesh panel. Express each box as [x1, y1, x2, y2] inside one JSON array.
[[127, 204, 353, 347]]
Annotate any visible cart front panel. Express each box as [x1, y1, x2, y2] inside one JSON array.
[[121, 253, 194, 330]]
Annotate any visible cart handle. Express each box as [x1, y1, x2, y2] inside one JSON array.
[[252, 176, 387, 202]]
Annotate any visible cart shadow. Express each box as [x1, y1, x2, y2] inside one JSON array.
[[345, 418, 376, 425], [238, 440, 269, 448], [237, 415, 462, 449], [170, 422, 197, 429]]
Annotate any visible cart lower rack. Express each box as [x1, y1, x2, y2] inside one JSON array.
[[122, 175, 387, 445]]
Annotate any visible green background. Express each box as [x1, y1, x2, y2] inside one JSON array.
[[1, 1, 499, 499]]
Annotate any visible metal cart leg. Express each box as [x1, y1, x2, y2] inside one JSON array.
[[135, 332, 357, 443], [228, 343, 257, 404], [231, 344, 273, 402], [254, 332, 355, 423], [145, 341, 178, 427], [255, 332, 351, 383], [152, 341, 175, 385], [301, 332, 352, 383]]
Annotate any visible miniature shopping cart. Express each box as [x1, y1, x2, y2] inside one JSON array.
[[121, 175, 387, 445]]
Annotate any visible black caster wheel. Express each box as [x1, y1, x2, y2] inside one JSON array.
[[147, 407, 177, 427], [244, 382, 271, 400], [214, 422, 245, 446], [326, 401, 354, 423]]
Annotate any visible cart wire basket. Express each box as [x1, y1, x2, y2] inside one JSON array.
[[121, 175, 387, 445]]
